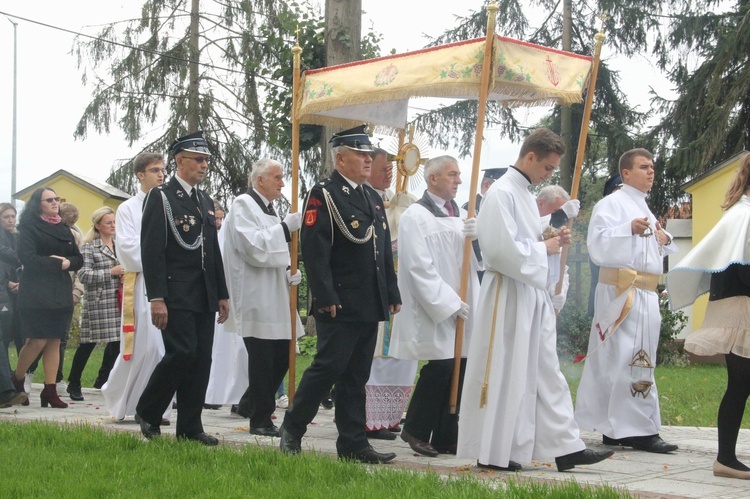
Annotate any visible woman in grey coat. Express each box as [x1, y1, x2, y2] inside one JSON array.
[[66, 207, 124, 401]]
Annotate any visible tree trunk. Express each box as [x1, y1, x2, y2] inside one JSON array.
[[187, 0, 201, 132], [559, 0, 573, 192], [321, 0, 363, 175]]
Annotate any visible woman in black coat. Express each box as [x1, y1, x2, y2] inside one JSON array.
[[10, 188, 83, 408]]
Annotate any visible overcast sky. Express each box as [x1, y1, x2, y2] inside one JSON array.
[[0, 1, 672, 208]]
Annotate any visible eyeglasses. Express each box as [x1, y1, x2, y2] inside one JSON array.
[[146, 167, 168, 175], [182, 155, 210, 164], [42, 197, 61, 203]]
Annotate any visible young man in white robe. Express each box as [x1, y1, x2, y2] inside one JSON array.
[[363, 148, 418, 440], [457, 128, 613, 472], [390, 155, 479, 457], [102, 153, 172, 425], [222, 159, 303, 437], [575, 148, 679, 454]]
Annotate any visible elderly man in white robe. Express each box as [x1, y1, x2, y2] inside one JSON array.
[[390, 155, 479, 457], [575, 148, 679, 454], [223, 158, 303, 437], [102, 152, 172, 425], [363, 147, 418, 441], [457, 128, 613, 472], [536, 185, 579, 311]]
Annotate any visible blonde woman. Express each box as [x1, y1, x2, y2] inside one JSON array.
[[66, 207, 124, 401], [668, 154, 750, 479]]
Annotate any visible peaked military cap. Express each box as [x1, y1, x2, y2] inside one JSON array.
[[170, 130, 211, 156], [603, 173, 623, 197], [482, 167, 508, 180], [329, 124, 374, 152]]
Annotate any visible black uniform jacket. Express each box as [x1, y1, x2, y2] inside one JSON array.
[[17, 217, 83, 311], [141, 176, 228, 313], [301, 170, 400, 323]]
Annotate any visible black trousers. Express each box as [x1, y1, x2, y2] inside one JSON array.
[[237, 337, 289, 428], [136, 309, 214, 437], [67, 341, 120, 385], [282, 320, 377, 455], [403, 358, 467, 449]]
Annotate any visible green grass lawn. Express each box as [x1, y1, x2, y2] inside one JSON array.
[[562, 361, 744, 428], [0, 421, 630, 498]]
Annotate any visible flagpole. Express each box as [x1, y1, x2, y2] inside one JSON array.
[[288, 31, 302, 406], [555, 25, 606, 297], [449, 1, 498, 414]]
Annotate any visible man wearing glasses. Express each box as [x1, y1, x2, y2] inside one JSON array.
[[103, 152, 173, 425], [136, 131, 229, 445]]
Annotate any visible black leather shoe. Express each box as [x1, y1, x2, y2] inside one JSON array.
[[0, 390, 28, 408], [400, 429, 439, 457], [477, 460, 522, 472], [339, 446, 396, 464], [602, 435, 622, 446], [136, 413, 161, 440], [320, 392, 334, 410], [203, 404, 222, 410], [629, 434, 678, 453], [279, 425, 302, 455], [390, 425, 401, 433], [250, 425, 281, 437], [181, 432, 219, 446], [66, 383, 84, 401], [604, 434, 677, 453], [366, 428, 397, 440], [93, 378, 106, 389], [555, 448, 614, 472]]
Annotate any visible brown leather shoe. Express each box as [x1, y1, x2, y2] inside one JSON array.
[[400, 428, 438, 457]]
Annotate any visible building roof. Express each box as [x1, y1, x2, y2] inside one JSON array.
[[13, 169, 131, 201], [681, 150, 749, 191]]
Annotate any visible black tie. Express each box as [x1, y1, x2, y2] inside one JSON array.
[[190, 188, 200, 207], [267, 202, 277, 217], [355, 185, 367, 204]]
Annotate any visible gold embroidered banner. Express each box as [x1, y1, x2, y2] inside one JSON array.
[[298, 36, 593, 128]]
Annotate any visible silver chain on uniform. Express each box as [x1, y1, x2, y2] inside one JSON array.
[[161, 191, 204, 252], [322, 187, 374, 245]]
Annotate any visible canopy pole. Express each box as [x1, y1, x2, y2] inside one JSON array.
[[288, 31, 302, 407], [555, 26, 606, 297], [449, 1, 498, 414]]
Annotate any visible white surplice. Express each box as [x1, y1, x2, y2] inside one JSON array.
[[389, 202, 478, 360], [457, 169, 585, 467], [204, 226, 249, 405], [102, 190, 171, 421], [575, 184, 677, 439], [222, 193, 303, 339], [365, 189, 419, 431]]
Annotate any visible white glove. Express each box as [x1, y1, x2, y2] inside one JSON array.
[[561, 199, 580, 219], [462, 218, 478, 240], [283, 212, 302, 232], [551, 293, 566, 311], [286, 269, 302, 286], [454, 301, 470, 321]]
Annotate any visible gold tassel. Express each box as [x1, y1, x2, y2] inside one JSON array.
[[480, 275, 503, 408]]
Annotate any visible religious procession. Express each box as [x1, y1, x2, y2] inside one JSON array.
[[2, 1, 750, 497]]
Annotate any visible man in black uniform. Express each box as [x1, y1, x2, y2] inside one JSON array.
[[136, 130, 229, 445], [279, 125, 402, 464]]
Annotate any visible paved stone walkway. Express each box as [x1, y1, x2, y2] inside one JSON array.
[[3, 384, 750, 498]]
